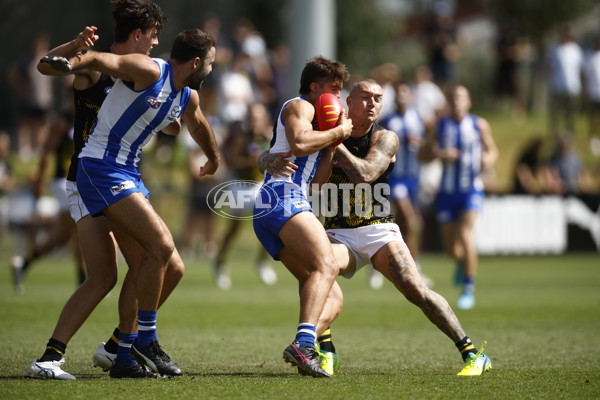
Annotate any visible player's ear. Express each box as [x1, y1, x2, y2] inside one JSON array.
[[132, 28, 142, 41], [192, 56, 201, 70], [309, 82, 319, 94]]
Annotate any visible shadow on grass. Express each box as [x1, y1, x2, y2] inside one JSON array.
[[184, 372, 301, 378], [0, 373, 107, 380]]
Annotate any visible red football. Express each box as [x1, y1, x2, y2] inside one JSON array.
[[315, 93, 345, 147]]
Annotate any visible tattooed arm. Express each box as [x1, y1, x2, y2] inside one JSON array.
[[257, 150, 298, 177], [333, 128, 398, 184]]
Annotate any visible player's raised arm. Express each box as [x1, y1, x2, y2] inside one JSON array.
[[38, 26, 99, 76], [44, 50, 159, 90]]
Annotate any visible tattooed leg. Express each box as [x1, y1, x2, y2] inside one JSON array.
[[371, 241, 466, 342]]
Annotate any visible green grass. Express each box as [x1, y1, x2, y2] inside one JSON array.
[[1, 227, 599, 399]]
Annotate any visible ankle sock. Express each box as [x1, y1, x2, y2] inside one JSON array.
[[455, 336, 478, 361], [136, 310, 157, 348], [39, 338, 66, 362], [294, 322, 317, 348], [116, 332, 137, 367], [317, 328, 336, 353], [104, 327, 120, 354]]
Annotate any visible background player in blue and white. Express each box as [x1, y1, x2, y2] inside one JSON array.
[[253, 56, 352, 377], [381, 82, 431, 287], [43, 28, 220, 378], [420, 85, 498, 310]]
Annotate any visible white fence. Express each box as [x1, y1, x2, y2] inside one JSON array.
[[475, 196, 600, 254]]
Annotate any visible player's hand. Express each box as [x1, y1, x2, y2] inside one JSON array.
[[198, 158, 219, 177], [76, 26, 99, 48], [337, 112, 353, 140], [264, 152, 298, 177], [39, 56, 72, 73]]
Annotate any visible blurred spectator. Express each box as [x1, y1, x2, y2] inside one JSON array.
[[178, 121, 228, 264], [213, 103, 277, 289], [424, 1, 463, 90], [545, 23, 584, 135], [200, 16, 233, 120], [13, 75, 85, 290], [584, 34, 600, 156], [411, 65, 447, 127], [268, 43, 291, 119], [511, 136, 545, 194], [494, 20, 525, 119], [231, 19, 275, 110], [544, 133, 596, 195], [6, 33, 54, 161], [410, 65, 445, 227], [0, 132, 15, 242], [219, 52, 255, 125]]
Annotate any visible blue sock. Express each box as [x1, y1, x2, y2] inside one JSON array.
[[294, 323, 317, 348], [136, 310, 157, 348], [116, 332, 137, 367], [463, 276, 475, 293]]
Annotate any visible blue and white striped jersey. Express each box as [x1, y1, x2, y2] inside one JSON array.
[[263, 97, 322, 195], [79, 59, 191, 168], [381, 107, 425, 181], [437, 114, 484, 194]]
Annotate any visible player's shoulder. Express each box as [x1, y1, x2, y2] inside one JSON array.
[[282, 97, 313, 118], [372, 124, 399, 152], [471, 113, 491, 131]]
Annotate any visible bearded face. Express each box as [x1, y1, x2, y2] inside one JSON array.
[[187, 46, 216, 90]]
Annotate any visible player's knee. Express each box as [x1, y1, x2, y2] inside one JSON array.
[[167, 253, 185, 279], [321, 257, 341, 280], [85, 270, 118, 294], [149, 237, 176, 264]]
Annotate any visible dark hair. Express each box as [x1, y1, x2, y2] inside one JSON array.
[[112, 0, 166, 43], [170, 29, 216, 63], [299, 56, 349, 95]]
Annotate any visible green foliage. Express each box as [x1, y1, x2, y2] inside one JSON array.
[[490, 0, 598, 39], [336, 0, 406, 77]]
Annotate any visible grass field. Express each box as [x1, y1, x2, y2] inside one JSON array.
[[0, 226, 598, 399]]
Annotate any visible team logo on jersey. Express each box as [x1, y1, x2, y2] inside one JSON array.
[[169, 106, 181, 121], [110, 180, 136, 196], [146, 96, 161, 109]]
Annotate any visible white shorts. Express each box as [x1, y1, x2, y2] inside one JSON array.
[[50, 178, 69, 212], [66, 180, 90, 223], [326, 222, 404, 278]]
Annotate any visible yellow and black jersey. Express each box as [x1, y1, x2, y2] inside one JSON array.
[[67, 73, 114, 181], [323, 123, 394, 229]]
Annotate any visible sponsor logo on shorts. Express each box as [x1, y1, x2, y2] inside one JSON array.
[[110, 180, 136, 196], [293, 201, 310, 209], [207, 180, 276, 220]]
